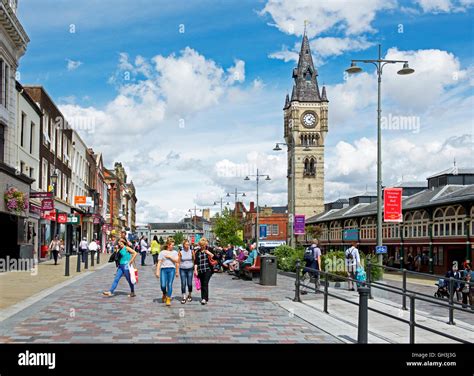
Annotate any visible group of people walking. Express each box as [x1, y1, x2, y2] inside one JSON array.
[[102, 236, 217, 306]]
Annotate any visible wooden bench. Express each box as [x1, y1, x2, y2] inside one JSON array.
[[242, 256, 261, 280]]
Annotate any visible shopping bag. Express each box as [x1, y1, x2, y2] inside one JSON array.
[[129, 264, 137, 284], [194, 274, 201, 291]]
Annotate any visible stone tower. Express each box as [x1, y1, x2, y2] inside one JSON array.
[[284, 32, 328, 219]]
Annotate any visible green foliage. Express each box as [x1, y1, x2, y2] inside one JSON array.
[[274, 245, 304, 272], [159, 236, 164, 245], [174, 231, 185, 245], [213, 207, 244, 246], [364, 253, 384, 281]]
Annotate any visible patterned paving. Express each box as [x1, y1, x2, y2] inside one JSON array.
[[0, 262, 339, 343]]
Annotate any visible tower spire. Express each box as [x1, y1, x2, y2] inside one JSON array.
[[290, 30, 321, 102]]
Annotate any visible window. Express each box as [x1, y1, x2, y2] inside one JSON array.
[[57, 129, 62, 159], [20, 112, 26, 148], [4, 65, 8, 108], [57, 172, 62, 199], [20, 161, 25, 174], [0, 60, 3, 105], [30, 122, 35, 154], [51, 121, 56, 154], [29, 167, 34, 179], [305, 70, 311, 81], [272, 224, 279, 235], [42, 159, 48, 190], [43, 114, 50, 146]]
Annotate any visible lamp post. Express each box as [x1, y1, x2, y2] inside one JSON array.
[[244, 169, 271, 251], [213, 198, 230, 216], [273, 141, 305, 248], [345, 44, 414, 264], [188, 206, 203, 243], [226, 189, 246, 215]]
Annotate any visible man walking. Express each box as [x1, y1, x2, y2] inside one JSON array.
[[303, 239, 322, 291], [79, 237, 88, 263], [345, 241, 361, 291]]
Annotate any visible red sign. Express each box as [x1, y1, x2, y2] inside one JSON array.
[[384, 188, 403, 223], [29, 203, 42, 216], [57, 213, 68, 224], [30, 192, 52, 199], [41, 210, 56, 221], [93, 216, 101, 224], [41, 198, 54, 211]]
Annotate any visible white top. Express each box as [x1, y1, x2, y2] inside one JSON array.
[[79, 240, 88, 250], [345, 246, 361, 267], [88, 242, 98, 251], [140, 239, 148, 251], [158, 250, 178, 269]]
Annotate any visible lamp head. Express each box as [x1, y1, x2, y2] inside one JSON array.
[[345, 62, 362, 74], [273, 144, 282, 151], [244, 176, 250, 181], [397, 62, 414, 75], [265, 176, 271, 181]]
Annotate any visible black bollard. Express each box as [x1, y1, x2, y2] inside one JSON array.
[[65, 253, 70, 276], [76, 252, 81, 273], [84, 251, 89, 270], [357, 286, 370, 344], [91, 251, 95, 267], [97, 250, 100, 264], [293, 260, 302, 303]]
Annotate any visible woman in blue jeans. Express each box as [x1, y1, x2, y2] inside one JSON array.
[[156, 237, 179, 306], [179, 240, 194, 304], [103, 238, 137, 297]]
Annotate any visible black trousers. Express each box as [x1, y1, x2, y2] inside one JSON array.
[[52, 250, 59, 264], [198, 270, 213, 301]]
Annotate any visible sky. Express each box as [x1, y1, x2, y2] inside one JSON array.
[[16, 0, 474, 223]]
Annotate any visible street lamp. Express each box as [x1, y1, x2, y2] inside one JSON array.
[[345, 44, 414, 264], [213, 198, 230, 216], [244, 169, 271, 252], [50, 169, 58, 196], [226, 189, 246, 215]]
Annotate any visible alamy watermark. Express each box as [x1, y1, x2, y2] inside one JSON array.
[[0, 256, 37, 275], [381, 114, 420, 134]]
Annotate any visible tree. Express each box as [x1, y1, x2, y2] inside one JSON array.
[[213, 207, 244, 246], [159, 236, 164, 245], [307, 225, 323, 240], [174, 231, 185, 245]]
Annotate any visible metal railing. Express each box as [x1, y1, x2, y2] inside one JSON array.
[[292, 260, 473, 344], [367, 262, 474, 325]]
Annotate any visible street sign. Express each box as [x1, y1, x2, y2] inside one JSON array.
[[259, 225, 267, 239], [376, 246, 388, 254], [294, 215, 305, 235], [384, 188, 403, 223], [41, 198, 54, 211], [343, 229, 359, 241], [30, 192, 52, 199], [67, 215, 80, 224], [288, 213, 294, 223]]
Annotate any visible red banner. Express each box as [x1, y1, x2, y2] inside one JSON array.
[[384, 188, 403, 223], [41, 210, 56, 221], [57, 213, 68, 224], [41, 198, 54, 211]]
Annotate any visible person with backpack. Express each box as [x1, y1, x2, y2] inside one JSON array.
[[140, 236, 149, 266], [303, 239, 322, 291], [345, 241, 361, 291]]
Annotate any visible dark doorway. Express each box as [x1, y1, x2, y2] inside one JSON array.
[[0, 213, 19, 259]]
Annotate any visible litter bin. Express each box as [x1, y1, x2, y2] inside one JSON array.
[[260, 254, 277, 286]]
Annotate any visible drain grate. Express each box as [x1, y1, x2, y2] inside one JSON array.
[[241, 298, 270, 302]]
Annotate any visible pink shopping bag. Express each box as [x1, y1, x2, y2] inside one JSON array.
[[194, 274, 201, 290]]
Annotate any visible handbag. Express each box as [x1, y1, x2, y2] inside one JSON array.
[[129, 264, 137, 284], [207, 252, 218, 267], [194, 274, 201, 290]]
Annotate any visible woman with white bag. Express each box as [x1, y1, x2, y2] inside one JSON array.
[[103, 238, 137, 298]]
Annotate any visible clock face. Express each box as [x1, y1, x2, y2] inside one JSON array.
[[302, 112, 318, 128]]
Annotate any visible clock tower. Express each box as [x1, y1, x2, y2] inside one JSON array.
[[283, 32, 328, 220]]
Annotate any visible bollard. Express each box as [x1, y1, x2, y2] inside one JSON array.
[[76, 252, 81, 273], [293, 260, 302, 302], [367, 261, 373, 300], [409, 294, 416, 344], [357, 286, 370, 344], [402, 269, 407, 310], [84, 251, 89, 270], [90, 251, 95, 267], [448, 277, 455, 325], [323, 272, 329, 314], [65, 253, 70, 277], [97, 250, 100, 264]]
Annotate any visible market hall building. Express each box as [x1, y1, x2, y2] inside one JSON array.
[[306, 167, 474, 275]]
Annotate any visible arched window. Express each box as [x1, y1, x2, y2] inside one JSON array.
[[304, 158, 309, 175], [305, 69, 312, 81], [309, 158, 315, 176]]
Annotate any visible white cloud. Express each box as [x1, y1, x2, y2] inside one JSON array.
[[66, 59, 83, 71], [415, 0, 474, 12], [260, 0, 396, 38], [226, 60, 246, 84]]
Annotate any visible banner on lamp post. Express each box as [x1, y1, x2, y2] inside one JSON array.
[[41, 199, 54, 211], [384, 188, 403, 223], [294, 215, 305, 235]]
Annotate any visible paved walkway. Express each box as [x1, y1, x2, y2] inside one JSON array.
[[0, 254, 105, 310], [0, 262, 338, 343]]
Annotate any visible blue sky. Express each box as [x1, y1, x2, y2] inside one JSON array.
[[16, 0, 474, 222]]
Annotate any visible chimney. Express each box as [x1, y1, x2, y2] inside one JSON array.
[[250, 201, 255, 212]]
